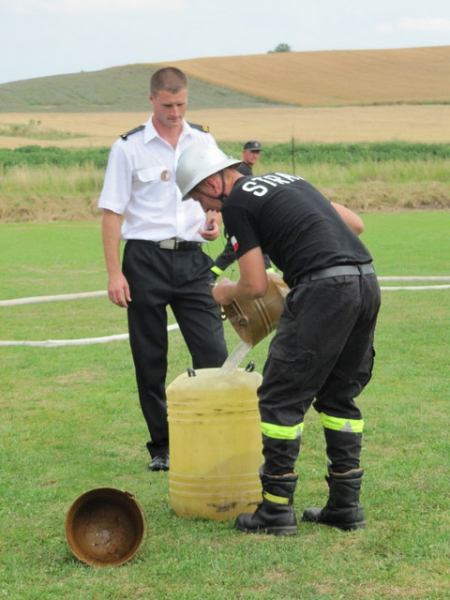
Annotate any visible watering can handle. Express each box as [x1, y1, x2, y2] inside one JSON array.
[[233, 301, 248, 326]]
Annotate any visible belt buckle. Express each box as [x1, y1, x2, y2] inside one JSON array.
[[159, 239, 177, 250]]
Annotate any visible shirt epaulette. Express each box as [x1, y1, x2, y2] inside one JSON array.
[[120, 125, 145, 140], [188, 122, 210, 133]]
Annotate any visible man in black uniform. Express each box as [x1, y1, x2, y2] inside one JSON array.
[[238, 140, 263, 176], [176, 144, 381, 536], [210, 140, 272, 279]]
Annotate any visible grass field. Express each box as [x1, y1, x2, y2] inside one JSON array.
[[1, 213, 449, 600]]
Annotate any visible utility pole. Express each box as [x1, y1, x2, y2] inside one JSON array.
[[291, 131, 296, 175]]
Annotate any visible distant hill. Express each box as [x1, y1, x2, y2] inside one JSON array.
[[170, 46, 450, 106], [0, 46, 449, 113], [0, 64, 283, 113]]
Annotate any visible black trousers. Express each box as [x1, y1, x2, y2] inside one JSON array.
[[123, 241, 228, 458], [258, 273, 381, 475]]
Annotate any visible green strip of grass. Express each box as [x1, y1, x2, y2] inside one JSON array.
[[1, 142, 449, 171]]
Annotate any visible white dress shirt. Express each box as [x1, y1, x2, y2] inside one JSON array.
[[98, 117, 217, 241]]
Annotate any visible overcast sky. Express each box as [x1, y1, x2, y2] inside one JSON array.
[[1, 0, 449, 85]]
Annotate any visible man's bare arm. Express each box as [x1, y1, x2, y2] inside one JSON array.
[[331, 202, 364, 236], [102, 209, 131, 307]]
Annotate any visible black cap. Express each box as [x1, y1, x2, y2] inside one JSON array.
[[243, 140, 262, 151]]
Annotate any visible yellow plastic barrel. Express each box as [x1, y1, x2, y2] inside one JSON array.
[[167, 368, 263, 520]]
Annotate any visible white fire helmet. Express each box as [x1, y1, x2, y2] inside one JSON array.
[[176, 143, 241, 200]]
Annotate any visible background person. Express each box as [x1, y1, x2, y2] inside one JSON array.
[[210, 140, 272, 279], [238, 140, 262, 176], [176, 144, 381, 535], [98, 68, 228, 472]]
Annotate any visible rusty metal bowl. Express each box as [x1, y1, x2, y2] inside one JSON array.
[[65, 487, 146, 567], [221, 272, 290, 346]]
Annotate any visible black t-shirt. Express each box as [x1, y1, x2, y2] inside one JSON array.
[[221, 173, 373, 288], [237, 162, 253, 176]]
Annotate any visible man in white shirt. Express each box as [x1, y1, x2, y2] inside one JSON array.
[[98, 67, 228, 471]]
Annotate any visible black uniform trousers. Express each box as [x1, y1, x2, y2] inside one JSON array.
[[258, 272, 381, 475], [123, 240, 228, 458]]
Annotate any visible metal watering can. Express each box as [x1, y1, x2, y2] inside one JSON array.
[[220, 271, 290, 346]]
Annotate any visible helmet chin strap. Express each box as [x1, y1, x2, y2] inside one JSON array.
[[197, 171, 227, 202], [217, 170, 227, 201]]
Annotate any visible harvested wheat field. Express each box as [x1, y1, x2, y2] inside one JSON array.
[[0, 104, 449, 149], [165, 46, 450, 106]]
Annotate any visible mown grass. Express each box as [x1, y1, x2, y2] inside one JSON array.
[[0, 213, 449, 599]]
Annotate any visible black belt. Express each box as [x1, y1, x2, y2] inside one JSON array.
[[294, 263, 375, 285], [149, 239, 202, 251]]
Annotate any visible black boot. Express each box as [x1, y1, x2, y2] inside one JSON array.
[[302, 469, 365, 530], [235, 473, 298, 536]]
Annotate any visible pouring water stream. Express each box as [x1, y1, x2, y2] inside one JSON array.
[[218, 341, 253, 374]]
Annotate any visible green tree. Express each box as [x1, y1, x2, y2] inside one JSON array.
[[268, 43, 292, 53]]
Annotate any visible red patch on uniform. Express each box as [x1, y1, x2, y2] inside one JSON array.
[[231, 236, 239, 252]]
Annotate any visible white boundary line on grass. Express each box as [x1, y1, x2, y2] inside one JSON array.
[[378, 276, 450, 281], [381, 285, 450, 290], [0, 324, 180, 348], [1, 277, 448, 347], [0, 290, 107, 307], [1, 277, 449, 308]]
